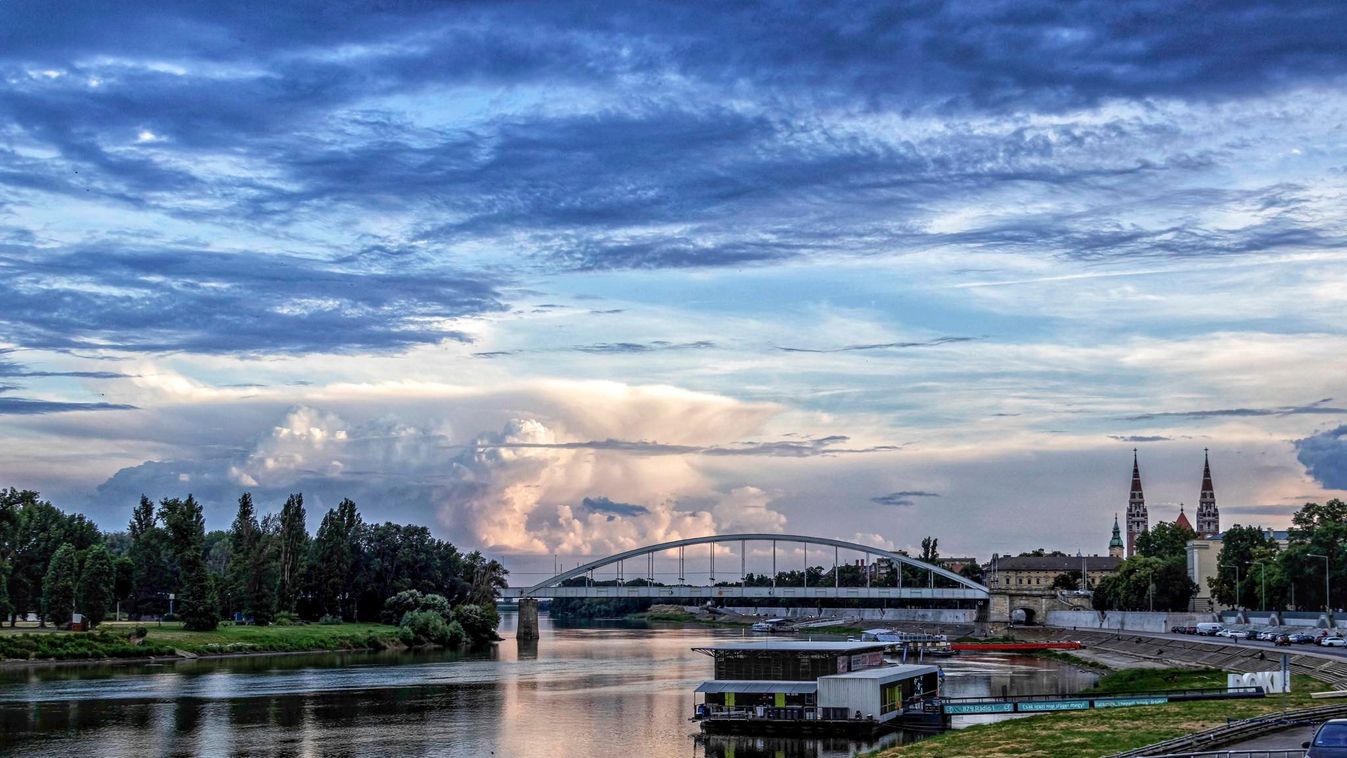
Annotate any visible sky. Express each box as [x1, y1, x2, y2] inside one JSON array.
[[3, 0, 1347, 584]]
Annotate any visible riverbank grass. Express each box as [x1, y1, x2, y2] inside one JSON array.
[[879, 668, 1321, 758], [1, 621, 405, 661]]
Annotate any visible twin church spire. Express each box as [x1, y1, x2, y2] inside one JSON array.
[[1122, 449, 1220, 558]]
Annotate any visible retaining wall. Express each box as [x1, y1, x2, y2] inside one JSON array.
[[690, 606, 977, 623], [1044, 610, 1216, 632]]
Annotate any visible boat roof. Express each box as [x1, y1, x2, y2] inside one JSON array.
[[821, 664, 939, 681], [692, 641, 887, 654], [694, 680, 818, 694]]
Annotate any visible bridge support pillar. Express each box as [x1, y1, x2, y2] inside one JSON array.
[[517, 597, 540, 641]]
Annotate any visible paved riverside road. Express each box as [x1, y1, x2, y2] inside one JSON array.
[[1056, 627, 1347, 663]]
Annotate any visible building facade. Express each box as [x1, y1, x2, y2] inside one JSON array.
[[986, 554, 1122, 591]]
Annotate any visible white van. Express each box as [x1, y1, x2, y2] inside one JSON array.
[[1195, 622, 1224, 636]]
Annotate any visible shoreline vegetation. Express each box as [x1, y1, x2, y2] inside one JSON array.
[[0, 621, 422, 666], [0, 489, 509, 661]]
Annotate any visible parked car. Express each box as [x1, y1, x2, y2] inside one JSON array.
[[1170, 625, 1186, 634], [1291, 633, 1318, 644], [1275, 635, 1292, 646], [1320, 636, 1347, 647], [1195, 622, 1224, 636], [1304, 718, 1347, 756], [1256, 630, 1276, 641]]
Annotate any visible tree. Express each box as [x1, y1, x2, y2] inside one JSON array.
[[160, 495, 218, 631], [1209, 524, 1279, 608], [312, 498, 363, 619], [958, 561, 985, 584], [0, 490, 17, 621], [277, 493, 308, 614], [1095, 555, 1196, 611], [42, 543, 79, 627], [226, 493, 260, 618], [8, 492, 98, 626], [462, 551, 508, 606], [1286, 500, 1347, 611], [1018, 548, 1069, 558], [920, 537, 939, 563], [1051, 571, 1081, 591], [127, 495, 174, 619], [1135, 520, 1196, 561], [76, 544, 116, 627]]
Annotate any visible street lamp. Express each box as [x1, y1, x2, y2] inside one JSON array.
[[1234, 562, 1243, 611], [1251, 558, 1270, 612], [1310, 554, 1331, 613]]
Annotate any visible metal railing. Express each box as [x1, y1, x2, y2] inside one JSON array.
[[1142, 752, 1304, 758], [1111, 701, 1347, 757]]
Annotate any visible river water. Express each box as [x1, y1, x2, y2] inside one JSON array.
[[0, 613, 1097, 757]]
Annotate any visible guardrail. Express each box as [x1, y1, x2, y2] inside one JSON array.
[[1142, 751, 1304, 758], [1110, 702, 1347, 757]]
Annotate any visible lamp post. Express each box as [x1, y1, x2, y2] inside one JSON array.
[[1251, 558, 1269, 612], [1234, 563, 1243, 611], [1310, 554, 1331, 613]]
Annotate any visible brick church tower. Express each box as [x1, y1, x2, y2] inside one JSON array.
[[1196, 448, 1220, 537], [1126, 450, 1149, 557]]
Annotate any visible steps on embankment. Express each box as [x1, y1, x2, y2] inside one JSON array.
[[1022, 627, 1347, 690]]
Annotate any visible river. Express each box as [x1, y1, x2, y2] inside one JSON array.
[[0, 613, 1098, 757]]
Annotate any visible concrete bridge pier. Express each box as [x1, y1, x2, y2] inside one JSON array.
[[517, 597, 540, 641]]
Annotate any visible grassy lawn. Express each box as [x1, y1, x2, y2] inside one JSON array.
[[878, 669, 1322, 758], [1, 621, 405, 661]]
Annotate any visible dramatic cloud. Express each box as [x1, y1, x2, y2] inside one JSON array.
[[1126, 400, 1347, 422], [870, 491, 941, 507], [0, 396, 137, 415], [1295, 425, 1347, 490], [581, 497, 651, 519], [0, 247, 503, 354]]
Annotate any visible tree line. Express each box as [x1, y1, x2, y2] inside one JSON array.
[[1207, 499, 1347, 612], [0, 488, 507, 643]]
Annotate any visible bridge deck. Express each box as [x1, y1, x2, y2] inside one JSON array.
[[500, 585, 988, 600]]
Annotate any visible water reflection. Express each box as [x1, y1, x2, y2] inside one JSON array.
[[0, 614, 1097, 757]]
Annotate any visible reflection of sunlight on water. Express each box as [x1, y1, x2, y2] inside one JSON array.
[[0, 614, 1099, 758]]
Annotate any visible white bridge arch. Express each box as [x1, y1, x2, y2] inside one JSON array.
[[501, 533, 989, 602]]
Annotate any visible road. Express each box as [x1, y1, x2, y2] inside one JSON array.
[[1080, 627, 1347, 663]]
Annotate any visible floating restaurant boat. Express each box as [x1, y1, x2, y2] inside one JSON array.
[[690, 641, 944, 736]]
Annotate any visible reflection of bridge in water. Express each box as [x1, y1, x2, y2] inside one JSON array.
[[501, 533, 990, 602]]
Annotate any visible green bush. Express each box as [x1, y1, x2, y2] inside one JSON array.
[[318, 614, 343, 625], [397, 610, 464, 647], [454, 603, 501, 645]]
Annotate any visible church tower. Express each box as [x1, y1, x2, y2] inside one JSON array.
[[1126, 450, 1149, 557], [1196, 448, 1220, 537], [1109, 514, 1124, 558]]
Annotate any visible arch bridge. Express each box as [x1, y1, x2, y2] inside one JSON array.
[[501, 533, 989, 602]]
